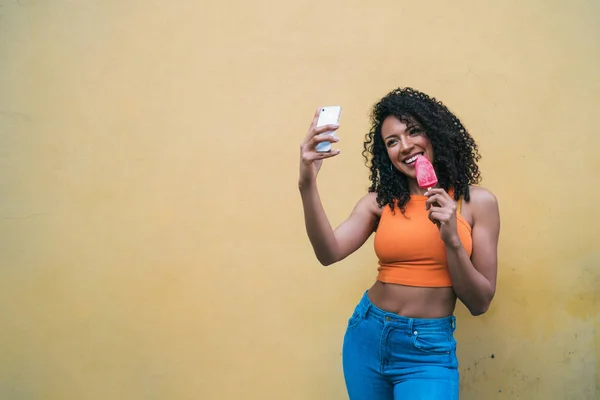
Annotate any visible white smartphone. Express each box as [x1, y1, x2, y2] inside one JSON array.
[[315, 105, 342, 152]]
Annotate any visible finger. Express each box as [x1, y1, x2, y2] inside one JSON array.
[[310, 133, 340, 145], [311, 149, 341, 160], [428, 211, 442, 226], [428, 206, 450, 217], [425, 188, 447, 196], [428, 211, 447, 226], [426, 188, 453, 202], [426, 193, 441, 204], [425, 194, 442, 210], [313, 124, 340, 136], [303, 108, 322, 142], [302, 148, 340, 162], [426, 193, 454, 209], [308, 107, 320, 130]]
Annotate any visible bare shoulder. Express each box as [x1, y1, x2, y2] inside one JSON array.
[[469, 186, 498, 206], [468, 186, 500, 225], [360, 191, 383, 218], [347, 191, 382, 219]]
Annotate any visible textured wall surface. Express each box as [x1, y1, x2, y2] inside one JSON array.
[[1, 1, 598, 398]]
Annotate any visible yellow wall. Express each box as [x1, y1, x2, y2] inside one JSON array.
[[1, 0, 599, 398]]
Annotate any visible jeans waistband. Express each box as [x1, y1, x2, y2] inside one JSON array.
[[355, 290, 456, 333]]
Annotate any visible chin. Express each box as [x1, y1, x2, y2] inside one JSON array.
[[397, 166, 416, 178], [397, 171, 415, 179]]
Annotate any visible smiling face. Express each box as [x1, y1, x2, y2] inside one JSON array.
[[381, 115, 434, 190]]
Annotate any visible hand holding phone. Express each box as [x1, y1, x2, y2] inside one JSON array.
[[299, 106, 342, 187], [314, 106, 342, 152]]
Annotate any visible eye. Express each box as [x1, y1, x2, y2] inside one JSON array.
[[409, 128, 422, 136], [386, 139, 398, 147]]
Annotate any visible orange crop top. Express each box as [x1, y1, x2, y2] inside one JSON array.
[[374, 194, 473, 287]]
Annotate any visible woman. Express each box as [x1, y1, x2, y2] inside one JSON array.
[[298, 87, 500, 399]]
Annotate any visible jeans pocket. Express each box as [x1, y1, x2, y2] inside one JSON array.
[[411, 331, 454, 354], [347, 310, 364, 329]]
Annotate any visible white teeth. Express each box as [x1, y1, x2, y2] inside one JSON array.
[[404, 155, 418, 164]]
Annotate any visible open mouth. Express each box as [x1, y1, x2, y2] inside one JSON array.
[[403, 153, 424, 165]]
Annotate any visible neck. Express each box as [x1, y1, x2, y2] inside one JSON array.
[[408, 180, 428, 196]]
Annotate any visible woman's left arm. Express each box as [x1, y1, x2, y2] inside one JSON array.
[[426, 187, 500, 316]]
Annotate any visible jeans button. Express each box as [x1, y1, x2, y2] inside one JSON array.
[[414, 331, 418, 335], [385, 316, 391, 322]]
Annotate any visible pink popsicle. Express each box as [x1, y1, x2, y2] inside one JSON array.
[[415, 155, 438, 189]]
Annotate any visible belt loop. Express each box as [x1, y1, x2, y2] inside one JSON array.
[[361, 302, 371, 319], [359, 291, 371, 319], [407, 318, 414, 335], [451, 316, 456, 332]]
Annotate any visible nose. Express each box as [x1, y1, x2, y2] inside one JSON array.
[[398, 135, 413, 153]]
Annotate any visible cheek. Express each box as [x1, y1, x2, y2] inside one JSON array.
[[418, 138, 433, 154], [426, 142, 435, 157], [386, 147, 396, 160]]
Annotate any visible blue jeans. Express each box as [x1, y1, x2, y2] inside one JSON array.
[[342, 291, 459, 399]]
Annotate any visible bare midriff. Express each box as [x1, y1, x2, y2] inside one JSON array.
[[367, 280, 456, 318]]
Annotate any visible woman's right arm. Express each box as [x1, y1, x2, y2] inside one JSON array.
[[299, 108, 379, 266]]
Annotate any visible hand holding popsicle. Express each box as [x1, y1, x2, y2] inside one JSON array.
[[416, 155, 458, 244]]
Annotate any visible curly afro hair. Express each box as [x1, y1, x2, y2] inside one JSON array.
[[362, 87, 481, 213]]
